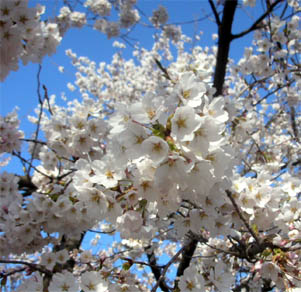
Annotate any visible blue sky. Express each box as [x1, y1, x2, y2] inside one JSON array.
[[0, 0, 259, 171]]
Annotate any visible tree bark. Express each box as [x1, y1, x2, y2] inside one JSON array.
[[213, 0, 238, 97]]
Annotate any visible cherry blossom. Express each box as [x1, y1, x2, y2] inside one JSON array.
[[1, 0, 301, 291]]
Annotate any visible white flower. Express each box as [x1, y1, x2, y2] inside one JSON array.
[[40, 252, 57, 270], [87, 118, 107, 138], [243, 0, 256, 7], [119, 121, 148, 159], [55, 249, 69, 264], [80, 250, 93, 263], [70, 11, 86, 28], [190, 209, 214, 234], [80, 271, 108, 292], [176, 72, 207, 108], [178, 264, 205, 292], [141, 136, 169, 165], [120, 8, 140, 28], [155, 184, 181, 218], [85, 0, 111, 16], [253, 186, 271, 208], [141, 92, 166, 123], [91, 156, 124, 188], [205, 146, 233, 179], [77, 187, 108, 219], [105, 21, 120, 38], [16, 273, 43, 292], [154, 155, 190, 189], [209, 262, 235, 292], [187, 116, 223, 157], [238, 191, 256, 214], [150, 5, 168, 27], [48, 271, 79, 292], [261, 262, 281, 283], [203, 96, 228, 124], [116, 210, 143, 238], [163, 24, 181, 42], [257, 39, 272, 52], [51, 196, 72, 216], [0, 112, 24, 154], [171, 106, 202, 141], [185, 159, 215, 194], [72, 132, 93, 154]]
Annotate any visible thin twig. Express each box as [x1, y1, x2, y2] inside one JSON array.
[[226, 190, 260, 245], [151, 246, 184, 292], [0, 267, 26, 278], [88, 229, 116, 234], [154, 58, 172, 81], [13, 151, 53, 180], [43, 85, 53, 115], [290, 106, 299, 142], [28, 64, 44, 176], [146, 247, 170, 292], [20, 138, 47, 145], [120, 257, 165, 269], [208, 0, 221, 26], [231, 0, 283, 40], [0, 260, 52, 276]]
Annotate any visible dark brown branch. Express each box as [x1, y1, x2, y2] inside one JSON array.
[[231, 0, 283, 40], [0, 267, 26, 278], [20, 138, 47, 145], [232, 274, 251, 292], [226, 190, 260, 245], [88, 229, 116, 234], [280, 158, 301, 171], [213, 0, 238, 97], [176, 235, 199, 278], [290, 106, 299, 142], [17, 175, 37, 196], [208, 0, 221, 26], [213, 0, 285, 97], [121, 257, 165, 269], [0, 260, 52, 277], [13, 151, 53, 180], [151, 246, 184, 292], [42, 84, 53, 115], [146, 248, 170, 292], [154, 58, 172, 81], [28, 64, 44, 176]]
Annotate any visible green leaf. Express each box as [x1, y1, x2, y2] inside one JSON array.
[[122, 262, 131, 271], [251, 224, 258, 235]]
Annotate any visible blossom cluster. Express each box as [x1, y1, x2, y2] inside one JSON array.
[[0, 111, 23, 154], [0, 0, 62, 81], [87, 0, 140, 39], [1, 0, 301, 291]]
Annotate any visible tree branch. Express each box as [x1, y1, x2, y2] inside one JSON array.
[[290, 106, 299, 142], [231, 0, 283, 40], [17, 175, 37, 196], [151, 246, 185, 292], [213, 0, 238, 97], [13, 151, 53, 180], [146, 247, 170, 292], [0, 260, 52, 277], [0, 267, 26, 278], [226, 190, 260, 246], [176, 233, 199, 278], [208, 0, 221, 26], [28, 64, 44, 176]]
